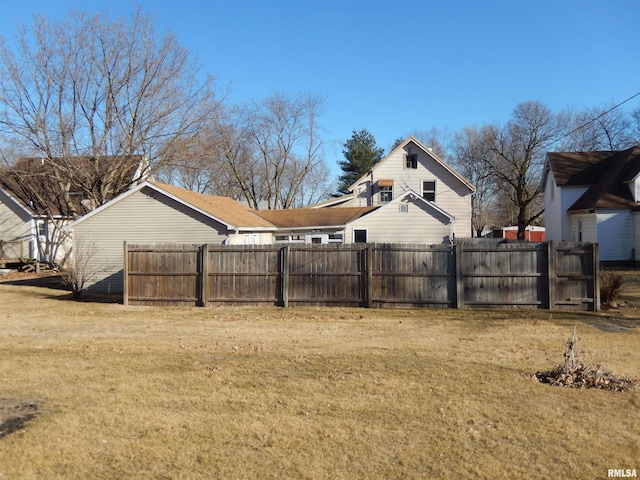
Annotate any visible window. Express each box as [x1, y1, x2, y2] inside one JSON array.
[[37, 221, 46, 237], [354, 229, 367, 243], [243, 233, 259, 245], [379, 185, 393, 203], [405, 154, 418, 169], [422, 180, 436, 201], [311, 237, 323, 244], [399, 204, 409, 213], [578, 220, 583, 242], [328, 233, 344, 243]]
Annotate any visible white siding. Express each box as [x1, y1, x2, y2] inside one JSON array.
[[349, 141, 472, 238], [226, 232, 273, 245], [558, 186, 589, 241], [569, 213, 597, 243], [543, 173, 562, 241], [634, 213, 640, 262], [0, 189, 33, 258], [630, 177, 640, 202], [596, 210, 634, 262], [73, 186, 228, 293], [346, 200, 452, 244]]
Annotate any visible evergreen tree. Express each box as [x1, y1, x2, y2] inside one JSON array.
[[336, 129, 384, 195]]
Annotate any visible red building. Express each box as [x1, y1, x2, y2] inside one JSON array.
[[492, 226, 546, 242]]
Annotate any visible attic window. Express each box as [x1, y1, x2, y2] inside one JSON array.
[[405, 154, 418, 169], [399, 204, 409, 213]]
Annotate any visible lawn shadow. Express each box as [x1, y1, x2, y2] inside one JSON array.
[[0, 274, 122, 304]]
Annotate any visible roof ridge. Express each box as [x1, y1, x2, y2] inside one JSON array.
[[568, 146, 640, 211]]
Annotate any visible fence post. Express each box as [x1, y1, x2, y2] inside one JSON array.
[[366, 245, 373, 308], [123, 241, 129, 306], [282, 244, 290, 307], [199, 244, 209, 307], [455, 242, 464, 309], [592, 242, 600, 312], [547, 241, 556, 310]]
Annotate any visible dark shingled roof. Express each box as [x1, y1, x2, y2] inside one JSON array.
[[0, 155, 144, 217], [546, 146, 640, 212]]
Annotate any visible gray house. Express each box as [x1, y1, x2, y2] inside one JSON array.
[[323, 136, 476, 239], [69, 180, 463, 293]]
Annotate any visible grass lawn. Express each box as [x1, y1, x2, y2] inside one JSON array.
[[0, 276, 639, 479]]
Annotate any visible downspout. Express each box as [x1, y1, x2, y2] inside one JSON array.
[[225, 227, 240, 245], [450, 217, 456, 245]]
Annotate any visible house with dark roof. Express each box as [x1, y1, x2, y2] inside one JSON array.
[[542, 146, 640, 262], [0, 155, 146, 263]]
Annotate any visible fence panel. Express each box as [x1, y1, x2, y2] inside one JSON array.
[[372, 244, 454, 308], [460, 242, 548, 308], [287, 245, 365, 306], [553, 242, 598, 310], [126, 244, 200, 306], [206, 245, 281, 306]]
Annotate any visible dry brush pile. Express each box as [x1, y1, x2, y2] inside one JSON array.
[[535, 326, 636, 392]]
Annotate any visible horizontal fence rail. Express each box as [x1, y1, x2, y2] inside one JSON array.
[[124, 241, 599, 311]]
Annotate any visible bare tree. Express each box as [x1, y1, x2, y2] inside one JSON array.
[[632, 107, 640, 143], [560, 105, 637, 151], [60, 237, 105, 299], [158, 93, 332, 208], [0, 8, 219, 212], [452, 126, 497, 237], [484, 101, 562, 239], [390, 127, 451, 160], [237, 92, 328, 209], [157, 126, 243, 197]]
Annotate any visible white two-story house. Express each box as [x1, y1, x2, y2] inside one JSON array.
[[542, 146, 640, 262], [316, 136, 475, 241]]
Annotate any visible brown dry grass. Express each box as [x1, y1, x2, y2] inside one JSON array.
[[0, 276, 639, 479]]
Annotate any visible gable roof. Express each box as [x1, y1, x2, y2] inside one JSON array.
[[68, 181, 275, 230], [155, 182, 274, 228], [349, 136, 475, 193], [348, 189, 455, 226], [254, 206, 378, 228], [547, 146, 640, 211], [69, 182, 457, 234]]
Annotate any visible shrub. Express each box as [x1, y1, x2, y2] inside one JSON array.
[[600, 269, 625, 306]]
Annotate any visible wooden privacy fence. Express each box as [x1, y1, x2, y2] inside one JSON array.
[[124, 241, 600, 311]]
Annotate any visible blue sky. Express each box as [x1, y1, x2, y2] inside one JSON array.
[[1, 0, 638, 174]]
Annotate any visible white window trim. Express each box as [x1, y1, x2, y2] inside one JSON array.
[[353, 228, 368, 243], [422, 179, 436, 201]]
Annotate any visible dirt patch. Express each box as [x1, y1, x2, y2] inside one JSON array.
[[0, 398, 40, 440]]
